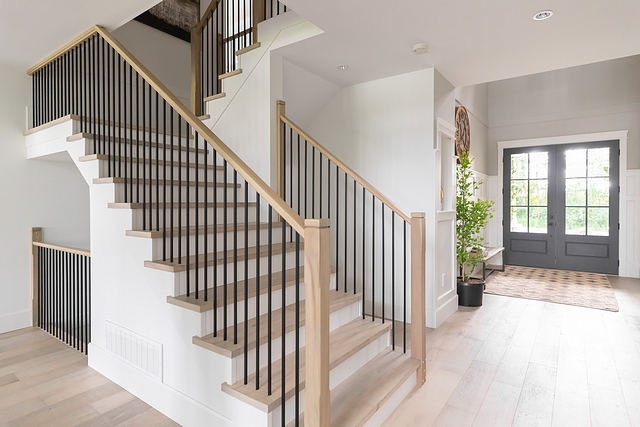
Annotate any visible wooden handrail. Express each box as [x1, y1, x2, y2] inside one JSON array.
[[27, 27, 98, 75], [28, 26, 305, 235], [33, 241, 91, 258], [277, 104, 412, 223]]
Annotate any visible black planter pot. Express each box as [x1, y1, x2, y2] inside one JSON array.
[[457, 280, 485, 307]]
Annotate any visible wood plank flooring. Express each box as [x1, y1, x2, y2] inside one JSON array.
[[384, 275, 640, 427], [0, 328, 179, 427]]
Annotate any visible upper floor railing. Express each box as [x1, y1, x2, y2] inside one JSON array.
[[190, 0, 288, 115]]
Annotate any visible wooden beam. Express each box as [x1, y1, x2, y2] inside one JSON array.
[[191, 27, 203, 116], [304, 218, 331, 427], [410, 212, 426, 385], [31, 228, 42, 327], [253, 0, 265, 42]]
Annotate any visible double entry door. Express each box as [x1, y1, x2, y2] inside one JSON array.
[[503, 140, 619, 274]]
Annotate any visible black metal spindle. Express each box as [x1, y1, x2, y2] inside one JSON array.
[[267, 206, 273, 396], [392, 213, 396, 350], [170, 106, 175, 261], [403, 222, 407, 353], [195, 130, 199, 300], [335, 164, 339, 291], [344, 171, 347, 293], [280, 216, 286, 427], [233, 170, 238, 344], [294, 231, 300, 427], [312, 147, 315, 217], [213, 149, 219, 334], [382, 205, 385, 323], [353, 179, 356, 295], [223, 160, 228, 341], [372, 194, 375, 321], [243, 179, 249, 383], [255, 194, 261, 389], [187, 123, 191, 296]]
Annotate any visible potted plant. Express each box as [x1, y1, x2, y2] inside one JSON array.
[[456, 152, 494, 307]]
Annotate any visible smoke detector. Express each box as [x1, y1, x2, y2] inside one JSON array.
[[412, 43, 429, 55]]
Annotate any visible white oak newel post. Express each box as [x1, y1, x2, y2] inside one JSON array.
[[410, 212, 427, 385], [31, 227, 43, 326], [304, 218, 331, 427]]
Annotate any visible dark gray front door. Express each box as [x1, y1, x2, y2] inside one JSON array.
[[503, 141, 619, 274]]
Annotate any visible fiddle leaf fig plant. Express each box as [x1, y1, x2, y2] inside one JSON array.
[[456, 152, 494, 282]]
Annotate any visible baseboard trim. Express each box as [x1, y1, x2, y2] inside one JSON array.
[[0, 310, 31, 334], [427, 294, 458, 329], [88, 344, 232, 427]]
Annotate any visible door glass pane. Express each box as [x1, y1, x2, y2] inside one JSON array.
[[588, 207, 609, 236], [588, 147, 610, 177], [566, 207, 586, 235], [511, 181, 528, 206], [566, 149, 586, 178], [511, 154, 528, 179], [588, 178, 609, 207], [565, 178, 586, 206], [529, 180, 547, 206], [511, 207, 528, 232], [529, 207, 547, 234], [530, 152, 548, 179]]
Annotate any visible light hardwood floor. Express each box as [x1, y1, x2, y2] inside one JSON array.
[[384, 276, 640, 427], [0, 328, 179, 427]]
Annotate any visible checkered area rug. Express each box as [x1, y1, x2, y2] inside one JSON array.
[[485, 265, 619, 312]]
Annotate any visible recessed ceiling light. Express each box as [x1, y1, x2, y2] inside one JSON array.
[[337, 64, 348, 70], [533, 10, 553, 21]]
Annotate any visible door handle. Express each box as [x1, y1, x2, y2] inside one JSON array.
[[548, 222, 556, 226]]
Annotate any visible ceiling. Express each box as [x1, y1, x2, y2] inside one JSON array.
[[2, 0, 640, 89], [277, 0, 640, 88], [0, 0, 159, 70]]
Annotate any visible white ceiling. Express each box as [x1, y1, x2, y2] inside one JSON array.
[[2, 0, 640, 89], [0, 0, 160, 70], [277, 0, 640, 88]]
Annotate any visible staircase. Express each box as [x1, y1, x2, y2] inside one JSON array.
[[25, 8, 427, 427]]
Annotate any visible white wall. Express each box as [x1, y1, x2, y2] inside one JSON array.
[[0, 62, 90, 333], [487, 55, 640, 175], [282, 59, 340, 129], [112, 20, 192, 107], [306, 68, 458, 327], [307, 69, 435, 215], [456, 83, 489, 175]]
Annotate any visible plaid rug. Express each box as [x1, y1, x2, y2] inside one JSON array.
[[485, 265, 619, 312]]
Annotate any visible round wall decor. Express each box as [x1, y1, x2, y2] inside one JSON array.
[[455, 105, 470, 159]]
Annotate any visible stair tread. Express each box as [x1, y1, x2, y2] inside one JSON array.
[[203, 93, 226, 103], [219, 69, 242, 80], [126, 221, 282, 239], [79, 153, 222, 170], [222, 317, 391, 413], [286, 350, 419, 427], [144, 242, 302, 273], [193, 286, 357, 358], [108, 201, 256, 209], [169, 266, 303, 314], [93, 177, 237, 187]]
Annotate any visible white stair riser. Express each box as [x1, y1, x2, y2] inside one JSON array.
[[129, 205, 259, 229], [171, 250, 303, 296], [149, 225, 286, 259], [95, 161, 223, 181], [110, 183, 240, 203]]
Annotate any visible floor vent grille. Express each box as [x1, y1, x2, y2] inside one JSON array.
[[105, 321, 163, 381]]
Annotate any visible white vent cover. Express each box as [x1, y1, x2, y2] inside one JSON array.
[[105, 321, 163, 381]]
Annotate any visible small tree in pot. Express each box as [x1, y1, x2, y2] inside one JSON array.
[[456, 152, 494, 306]]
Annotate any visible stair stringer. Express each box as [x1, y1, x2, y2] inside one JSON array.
[[25, 121, 273, 427], [202, 11, 323, 186]]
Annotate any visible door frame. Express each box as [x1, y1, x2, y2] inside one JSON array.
[[496, 130, 629, 275]]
